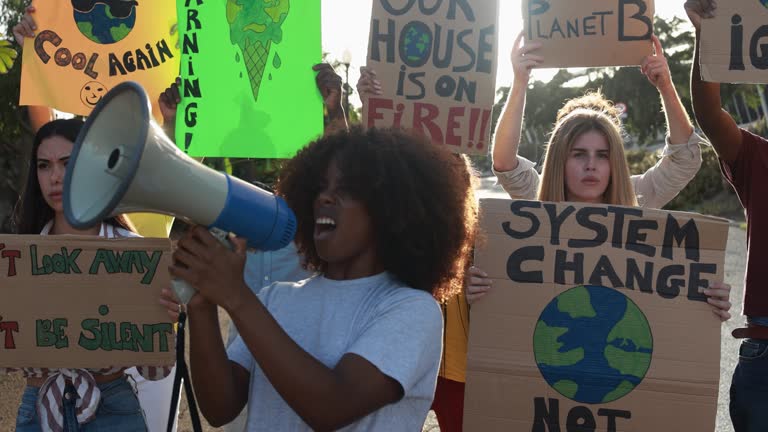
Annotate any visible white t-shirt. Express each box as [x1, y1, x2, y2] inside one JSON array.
[[227, 272, 443, 431]]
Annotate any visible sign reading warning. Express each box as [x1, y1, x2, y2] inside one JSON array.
[[464, 199, 729, 431]]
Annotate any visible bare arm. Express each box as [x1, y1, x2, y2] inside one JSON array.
[[314, 63, 348, 133], [642, 35, 694, 144], [690, 32, 742, 163], [171, 227, 402, 431], [186, 299, 250, 426], [492, 32, 542, 172], [684, 2, 743, 163], [28, 106, 54, 133]]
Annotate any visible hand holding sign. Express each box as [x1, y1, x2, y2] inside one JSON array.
[[684, 0, 717, 30], [313, 63, 344, 122], [465, 266, 492, 304], [511, 31, 543, 86], [357, 67, 382, 97], [11, 6, 36, 47], [703, 281, 732, 321], [640, 35, 672, 91]]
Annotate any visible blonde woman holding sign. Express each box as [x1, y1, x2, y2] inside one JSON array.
[[460, 31, 733, 432], [492, 32, 703, 207], [4, 119, 174, 432], [475, 33, 732, 311]]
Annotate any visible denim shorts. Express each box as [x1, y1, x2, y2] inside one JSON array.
[[729, 338, 768, 432], [16, 375, 148, 432]]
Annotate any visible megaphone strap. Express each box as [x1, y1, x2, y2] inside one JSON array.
[[167, 312, 202, 432]]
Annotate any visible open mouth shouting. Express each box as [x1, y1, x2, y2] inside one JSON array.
[[314, 216, 337, 241]]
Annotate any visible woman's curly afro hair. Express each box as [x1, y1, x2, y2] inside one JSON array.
[[276, 126, 478, 301]]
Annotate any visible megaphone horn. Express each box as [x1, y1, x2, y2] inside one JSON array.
[[63, 81, 296, 251]]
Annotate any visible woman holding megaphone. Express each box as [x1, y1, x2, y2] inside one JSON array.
[[3, 118, 173, 432]]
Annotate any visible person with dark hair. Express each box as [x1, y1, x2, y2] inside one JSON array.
[[4, 119, 174, 432], [160, 126, 477, 431], [686, 2, 768, 430]]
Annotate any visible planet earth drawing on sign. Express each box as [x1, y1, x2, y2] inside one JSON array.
[[533, 285, 653, 404], [400, 21, 432, 67], [72, 0, 138, 45]]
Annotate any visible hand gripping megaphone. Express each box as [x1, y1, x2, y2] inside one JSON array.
[[63, 81, 297, 301]]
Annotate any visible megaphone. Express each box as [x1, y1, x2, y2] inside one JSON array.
[[63, 81, 296, 252]]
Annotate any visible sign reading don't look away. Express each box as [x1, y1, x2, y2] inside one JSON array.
[[0, 235, 174, 369], [465, 199, 729, 431]]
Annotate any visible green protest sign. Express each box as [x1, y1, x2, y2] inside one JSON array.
[[176, 0, 323, 158]]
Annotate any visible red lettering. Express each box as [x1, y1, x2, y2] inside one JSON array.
[[0, 319, 19, 349], [2, 249, 21, 277], [445, 107, 465, 146], [412, 102, 443, 143], [367, 97, 394, 127]]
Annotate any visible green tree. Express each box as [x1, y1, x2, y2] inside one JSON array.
[[0, 0, 33, 233]]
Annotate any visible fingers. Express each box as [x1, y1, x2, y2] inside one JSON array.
[[651, 34, 663, 56], [159, 289, 181, 321], [13, 12, 37, 46], [159, 79, 181, 107], [466, 289, 489, 305], [710, 281, 731, 292], [172, 246, 204, 273], [703, 282, 732, 322], [357, 67, 382, 96], [711, 306, 731, 322], [515, 41, 543, 57], [513, 31, 524, 50], [468, 266, 487, 278], [707, 297, 732, 312], [230, 236, 248, 255], [465, 266, 492, 305]]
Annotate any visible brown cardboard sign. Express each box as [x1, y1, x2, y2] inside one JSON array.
[[700, 0, 768, 83], [465, 199, 728, 431], [0, 235, 174, 369], [363, 0, 499, 155], [523, 0, 654, 68]]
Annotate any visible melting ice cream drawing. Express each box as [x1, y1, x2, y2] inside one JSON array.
[[227, 0, 290, 103]]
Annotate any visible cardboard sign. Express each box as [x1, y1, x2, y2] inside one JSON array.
[[0, 235, 174, 369], [523, 0, 654, 68], [176, 0, 324, 158], [700, 0, 768, 83], [465, 199, 729, 431], [363, 0, 500, 155], [19, 0, 179, 121]]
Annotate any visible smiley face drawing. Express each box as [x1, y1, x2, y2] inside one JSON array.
[[80, 81, 107, 107]]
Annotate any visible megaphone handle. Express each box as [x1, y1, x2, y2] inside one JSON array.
[[171, 228, 234, 304]]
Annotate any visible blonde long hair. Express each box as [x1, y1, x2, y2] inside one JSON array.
[[538, 92, 637, 206]]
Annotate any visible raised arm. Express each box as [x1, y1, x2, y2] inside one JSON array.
[[632, 35, 701, 208], [642, 35, 694, 144], [685, 0, 743, 163], [492, 32, 542, 172], [313, 63, 348, 133]]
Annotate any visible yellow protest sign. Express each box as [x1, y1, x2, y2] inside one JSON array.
[[19, 0, 179, 120]]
